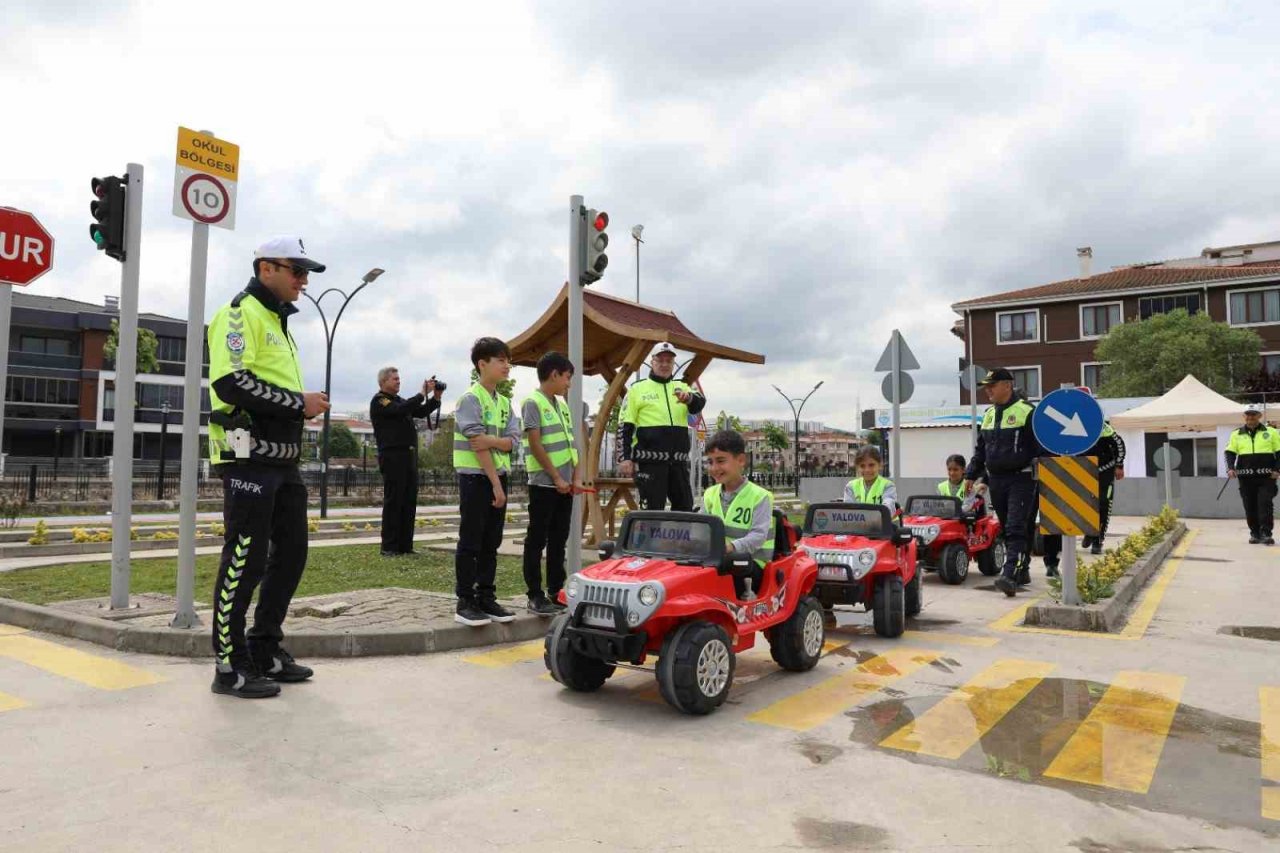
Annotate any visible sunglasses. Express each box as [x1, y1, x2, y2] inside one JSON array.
[[270, 260, 310, 278]]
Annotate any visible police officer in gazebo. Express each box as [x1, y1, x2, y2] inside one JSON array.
[[618, 343, 707, 511]]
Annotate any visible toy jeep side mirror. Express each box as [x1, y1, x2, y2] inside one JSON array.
[[598, 541, 616, 561], [892, 529, 915, 547], [718, 552, 754, 577]]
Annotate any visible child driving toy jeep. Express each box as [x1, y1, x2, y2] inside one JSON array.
[[844, 446, 898, 516], [703, 429, 774, 599]]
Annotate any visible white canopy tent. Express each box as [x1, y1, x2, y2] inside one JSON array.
[[1109, 375, 1245, 477]]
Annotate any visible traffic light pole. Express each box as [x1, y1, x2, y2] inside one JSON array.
[[0, 282, 11, 476], [567, 195, 586, 574], [110, 164, 143, 611], [171, 199, 210, 629]]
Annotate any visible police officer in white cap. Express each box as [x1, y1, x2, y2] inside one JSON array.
[[618, 343, 706, 511], [1225, 402, 1280, 545]]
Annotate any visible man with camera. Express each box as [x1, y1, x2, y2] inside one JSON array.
[[371, 368, 444, 556]]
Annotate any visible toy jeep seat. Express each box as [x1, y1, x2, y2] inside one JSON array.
[[772, 509, 796, 557]]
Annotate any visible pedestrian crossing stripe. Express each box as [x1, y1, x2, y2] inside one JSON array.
[[0, 635, 163, 691], [1037, 455, 1100, 536], [747, 648, 941, 732], [464, 641, 544, 668], [879, 659, 1057, 759], [1262, 687, 1280, 821], [0, 624, 28, 637], [1043, 671, 1185, 793]]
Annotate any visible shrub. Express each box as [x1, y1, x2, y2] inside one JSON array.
[[27, 520, 49, 546], [1049, 506, 1180, 604]]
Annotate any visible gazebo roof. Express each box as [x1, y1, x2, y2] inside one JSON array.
[[507, 284, 765, 376]]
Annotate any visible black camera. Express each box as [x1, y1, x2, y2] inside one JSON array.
[[431, 377, 447, 393]]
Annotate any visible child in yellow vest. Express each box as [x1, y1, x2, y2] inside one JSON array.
[[843, 446, 898, 516], [703, 429, 774, 599]]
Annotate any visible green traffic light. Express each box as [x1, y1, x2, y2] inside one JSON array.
[[90, 225, 105, 248]]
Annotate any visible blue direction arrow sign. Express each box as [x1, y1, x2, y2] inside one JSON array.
[[1032, 388, 1104, 456]]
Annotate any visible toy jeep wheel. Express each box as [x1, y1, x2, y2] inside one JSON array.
[[769, 595, 825, 672], [656, 621, 735, 715], [873, 575, 905, 638], [904, 567, 923, 617], [978, 538, 1006, 576], [938, 543, 969, 585], [544, 614, 615, 692]]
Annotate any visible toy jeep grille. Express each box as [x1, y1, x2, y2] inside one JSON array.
[[581, 583, 631, 629]]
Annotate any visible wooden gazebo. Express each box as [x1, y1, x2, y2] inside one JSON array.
[[507, 285, 765, 545]]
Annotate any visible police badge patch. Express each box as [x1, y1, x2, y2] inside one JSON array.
[[226, 332, 246, 353]]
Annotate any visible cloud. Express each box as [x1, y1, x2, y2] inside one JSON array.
[[5, 0, 1280, 432]]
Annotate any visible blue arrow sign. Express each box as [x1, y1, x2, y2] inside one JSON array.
[[1032, 388, 1104, 456]]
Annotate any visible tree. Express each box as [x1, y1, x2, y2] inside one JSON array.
[[327, 423, 361, 458], [470, 369, 515, 399], [1095, 309, 1261, 397], [762, 422, 790, 452], [104, 320, 159, 375], [420, 416, 455, 472], [714, 410, 744, 432]]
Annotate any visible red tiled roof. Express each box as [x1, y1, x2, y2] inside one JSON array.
[[952, 265, 1280, 310]]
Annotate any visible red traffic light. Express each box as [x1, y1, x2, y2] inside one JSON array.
[[592, 211, 609, 232]]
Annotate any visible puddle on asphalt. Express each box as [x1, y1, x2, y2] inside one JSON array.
[[792, 816, 890, 849], [1181, 556, 1231, 563], [1218, 625, 1280, 642], [909, 617, 961, 628], [794, 738, 843, 766], [846, 678, 1273, 834]]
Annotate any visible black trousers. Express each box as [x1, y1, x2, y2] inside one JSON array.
[[522, 486, 574, 598], [1239, 477, 1277, 537], [455, 474, 508, 601], [989, 473, 1036, 579], [212, 464, 308, 671], [379, 448, 418, 553], [635, 461, 694, 512], [1093, 470, 1116, 541]]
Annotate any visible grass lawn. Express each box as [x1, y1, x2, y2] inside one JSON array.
[[0, 545, 528, 605]]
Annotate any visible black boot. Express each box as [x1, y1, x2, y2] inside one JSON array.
[[1045, 562, 1060, 579], [995, 575, 1017, 597], [211, 668, 280, 699], [252, 645, 314, 683]]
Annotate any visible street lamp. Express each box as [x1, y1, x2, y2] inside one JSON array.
[[772, 381, 824, 481], [157, 401, 170, 500], [631, 224, 644, 303], [305, 267, 385, 518], [53, 427, 62, 481]]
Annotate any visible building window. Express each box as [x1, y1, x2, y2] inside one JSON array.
[[1008, 366, 1042, 400], [6, 376, 79, 405], [1080, 303, 1122, 338], [1229, 287, 1280, 326], [156, 337, 186, 362], [997, 310, 1038, 343], [1082, 362, 1109, 390], [137, 383, 185, 410], [1263, 353, 1280, 375], [1139, 292, 1200, 320], [17, 336, 76, 356]]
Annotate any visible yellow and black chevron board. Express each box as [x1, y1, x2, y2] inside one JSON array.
[[1037, 455, 1100, 536]]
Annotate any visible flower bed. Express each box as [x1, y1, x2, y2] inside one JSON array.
[[1049, 506, 1180, 604]]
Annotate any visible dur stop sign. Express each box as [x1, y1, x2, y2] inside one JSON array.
[[0, 207, 54, 286]]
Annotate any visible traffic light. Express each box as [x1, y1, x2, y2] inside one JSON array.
[[582, 208, 609, 284], [90, 176, 127, 262]]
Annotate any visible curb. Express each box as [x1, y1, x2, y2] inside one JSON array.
[[1023, 522, 1187, 632], [0, 596, 551, 658]]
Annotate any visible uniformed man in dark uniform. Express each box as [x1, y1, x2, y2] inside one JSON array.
[[964, 368, 1041, 597], [370, 367, 442, 556]]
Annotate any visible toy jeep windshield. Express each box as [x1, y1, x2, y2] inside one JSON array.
[[805, 504, 897, 539], [621, 515, 720, 563], [902, 496, 962, 520]]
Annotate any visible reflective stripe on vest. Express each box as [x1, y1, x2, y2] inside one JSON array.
[[937, 480, 965, 498], [521, 391, 578, 473], [453, 383, 513, 474], [703, 480, 774, 564], [848, 476, 891, 504]]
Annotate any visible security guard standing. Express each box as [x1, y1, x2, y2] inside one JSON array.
[[207, 236, 330, 699], [370, 367, 442, 557], [964, 368, 1041, 597], [618, 342, 707, 511], [1226, 403, 1280, 545], [1082, 420, 1126, 554]]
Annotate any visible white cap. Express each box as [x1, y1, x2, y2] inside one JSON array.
[[652, 342, 678, 358], [254, 236, 326, 273], [1244, 402, 1264, 415]]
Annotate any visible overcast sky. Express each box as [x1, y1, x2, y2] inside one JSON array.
[[6, 0, 1280, 429]]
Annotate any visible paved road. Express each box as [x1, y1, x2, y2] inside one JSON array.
[[0, 518, 1276, 851]]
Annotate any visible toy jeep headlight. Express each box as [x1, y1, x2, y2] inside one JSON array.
[[910, 524, 941, 544], [567, 577, 580, 599], [637, 584, 659, 607]]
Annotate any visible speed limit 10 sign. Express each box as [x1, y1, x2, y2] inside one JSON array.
[[172, 127, 239, 230]]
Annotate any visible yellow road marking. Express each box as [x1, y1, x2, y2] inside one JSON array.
[[748, 648, 940, 732], [0, 690, 28, 712], [1262, 687, 1280, 821], [1043, 671, 1185, 794], [880, 659, 1056, 759], [902, 630, 999, 648], [987, 530, 1196, 641], [463, 641, 545, 668], [0, 635, 163, 691], [0, 624, 28, 636]]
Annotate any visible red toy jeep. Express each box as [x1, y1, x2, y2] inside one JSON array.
[[797, 503, 920, 638], [900, 493, 1005, 584], [544, 510, 823, 715]]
